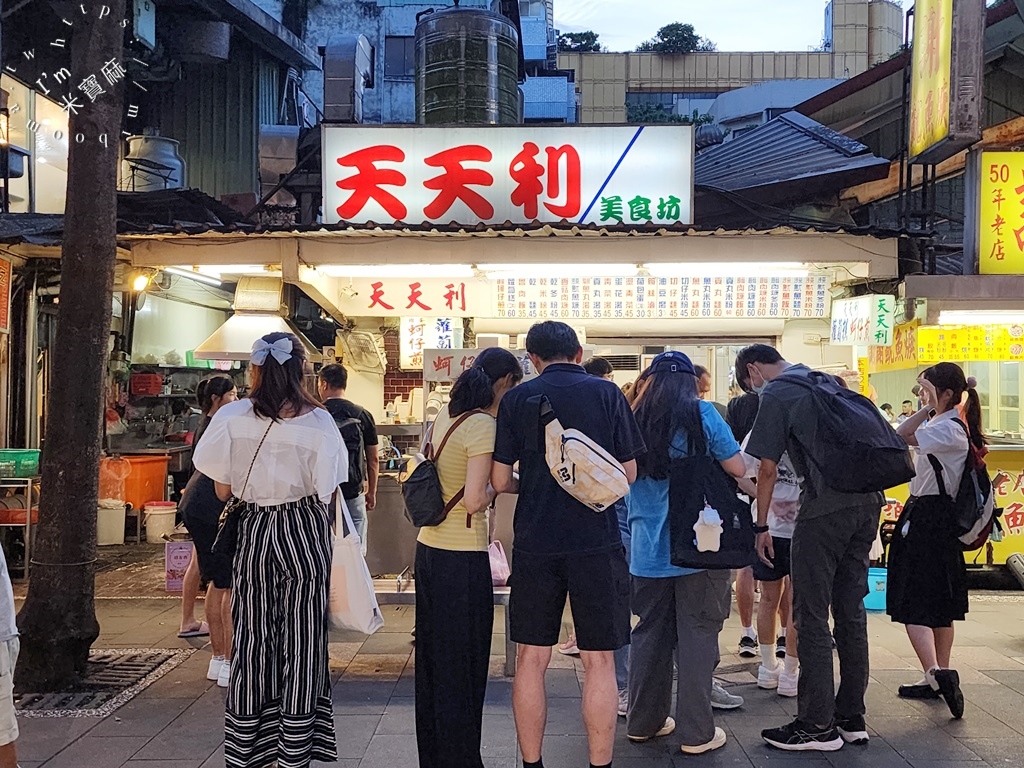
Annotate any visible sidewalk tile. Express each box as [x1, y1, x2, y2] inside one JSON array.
[[955, 736, 1024, 764], [331, 679, 397, 715], [341, 654, 409, 681], [15, 717, 97, 763], [123, 761, 202, 768], [545, 668, 582, 698], [42, 735, 148, 768], [480, 714, 517, 759], [374, 696, 415, 735], [332, 714, 383, 759], [89, 697, 192, 737], [355, 733, 419, 768]]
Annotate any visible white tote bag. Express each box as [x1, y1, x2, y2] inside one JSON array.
[[328, 496, 384, 635]]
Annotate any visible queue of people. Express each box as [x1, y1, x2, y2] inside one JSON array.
[[175, 322, 982, 768]]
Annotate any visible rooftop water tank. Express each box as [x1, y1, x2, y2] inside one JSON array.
[[415, 2, 520, 125]]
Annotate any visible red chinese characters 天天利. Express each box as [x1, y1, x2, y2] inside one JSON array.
[[335, 146, 408, 221], [368, 281, 395, 311], [509, 142, 582, 220], [445, 283, 467, 313], [406, 282, 432, 312], [423, 145, 494, 220]]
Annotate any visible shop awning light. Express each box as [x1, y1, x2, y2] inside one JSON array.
[[483, 263, 637, 279], [643, 262, 810, 278], [164, 266, 223, 287], [194, 265, 280, 279], [938, 310, 1024, 326], [318, 264, 476, 278]]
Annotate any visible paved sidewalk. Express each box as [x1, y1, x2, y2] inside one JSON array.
[[14, 592, 1024, 767]]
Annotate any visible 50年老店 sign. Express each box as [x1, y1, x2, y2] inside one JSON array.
[[320, 125, 694, 227]]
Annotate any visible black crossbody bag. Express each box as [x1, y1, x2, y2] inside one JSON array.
[[211, 421, 273, 557]]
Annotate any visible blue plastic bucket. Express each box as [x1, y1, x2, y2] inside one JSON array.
[[864, 567, 888, 611]]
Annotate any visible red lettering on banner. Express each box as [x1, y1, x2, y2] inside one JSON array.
[[423, 145, 494, 220], [368, 282, 394, 311], [406, 282, 432, 311], [335, 146, 408, 220]]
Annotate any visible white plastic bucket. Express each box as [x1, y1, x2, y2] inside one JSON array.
[[97, 500, 126, 546], [144, 503, 177, 544]]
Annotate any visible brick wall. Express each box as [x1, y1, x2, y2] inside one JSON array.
[[382, 329, 424, 455], [382, 328, 424, 405]]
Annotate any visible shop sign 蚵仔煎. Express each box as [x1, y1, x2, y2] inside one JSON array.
[[829, 294, 895, 346], [321, 125, 694, 227]]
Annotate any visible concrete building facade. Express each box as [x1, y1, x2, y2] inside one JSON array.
[[301, 0, 576, 124], [557, 0, 902, 124]]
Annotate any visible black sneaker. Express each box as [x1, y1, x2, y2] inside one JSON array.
[[776, 635, 786, 659], [898, 682, 940, 700], [934, 669, 965, 719], [762, 719, 844, 752], [836, 715, 869, 745], [738, 635, 758, 658]]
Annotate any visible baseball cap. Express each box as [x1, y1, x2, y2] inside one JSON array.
[[648, 351, 696, 376]]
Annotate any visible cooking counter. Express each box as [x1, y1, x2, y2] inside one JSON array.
[[109, 443, 193, 473]]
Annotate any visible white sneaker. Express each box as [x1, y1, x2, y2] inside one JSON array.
[[758, 663, 780, 690], [218, 659, 231, 688], [711, 680, 744, 709], [680, 726, 727, 755], [617, 689, 628, 718], [207, 656, 225, 682], [778, 668, 799, 698], [628, 716, 675, 742]]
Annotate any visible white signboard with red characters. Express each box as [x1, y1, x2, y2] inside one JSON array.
[[321, 125, 694, 227]]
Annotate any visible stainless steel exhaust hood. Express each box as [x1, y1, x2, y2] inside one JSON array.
[[191, 276, 322, 362], [191, 313, 322, 362]]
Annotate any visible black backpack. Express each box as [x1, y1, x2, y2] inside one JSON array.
[[400, 410, 485, 528], [774, 370, 915, 494], [669, 412, 757, 570], [335, 417, 366, 495], [926, 418, 1001, 551]]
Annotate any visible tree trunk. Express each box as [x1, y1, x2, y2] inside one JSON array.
[[14, 1, 126, 692]]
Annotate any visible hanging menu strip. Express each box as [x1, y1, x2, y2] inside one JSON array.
[[493, 276, 831, 320]]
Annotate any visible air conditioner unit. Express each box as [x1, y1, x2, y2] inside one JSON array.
[[515, 334, 528, 350]]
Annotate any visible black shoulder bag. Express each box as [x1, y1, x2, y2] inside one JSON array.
[[401, 410, 487, 528], [211, 420, 273, 557], [668, 411, 756, 570]]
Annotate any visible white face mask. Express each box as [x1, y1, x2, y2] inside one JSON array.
[[752, 381, 767, 395]]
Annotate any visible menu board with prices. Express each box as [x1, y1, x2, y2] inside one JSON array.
[[494, 275, 830, 321], [917, 324, 1024, 363], [869, 320, 920, 373]]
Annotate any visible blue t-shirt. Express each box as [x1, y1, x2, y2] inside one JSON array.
[[627, 400, 741, 578]]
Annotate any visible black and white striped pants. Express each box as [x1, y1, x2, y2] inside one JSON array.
[[225, 495, 336, 768]]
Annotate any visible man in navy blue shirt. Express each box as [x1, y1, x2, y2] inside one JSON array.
[[492, 322, 645, 768]]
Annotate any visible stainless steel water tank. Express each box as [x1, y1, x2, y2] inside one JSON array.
[[415, 4, 520, 125]]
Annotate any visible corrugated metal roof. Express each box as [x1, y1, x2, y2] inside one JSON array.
[[694, 112, 890, 194]]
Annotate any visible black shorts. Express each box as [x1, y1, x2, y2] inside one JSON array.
[[182, 513, 232, 590], [752, 536, 792, 583], [508, 547, 630, 651]]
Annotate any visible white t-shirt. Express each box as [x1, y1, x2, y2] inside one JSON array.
[[0, 545, 16, 642], [193, 399, 347, 506], [740, 435, 800, 539], [909, 408, 969, 498]]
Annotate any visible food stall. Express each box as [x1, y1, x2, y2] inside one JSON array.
[[868, 317, 1024, 565], [121, 123, 902, 574]]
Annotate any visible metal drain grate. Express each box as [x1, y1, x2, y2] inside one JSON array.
[[16, 648, 195, 718]]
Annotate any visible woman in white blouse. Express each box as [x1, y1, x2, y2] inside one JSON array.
[[194, 332, 348, 768], [889, 362, 985, 721]]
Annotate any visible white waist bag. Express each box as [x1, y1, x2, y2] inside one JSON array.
[[328, 496, 384, 635], [539, 396, 629, 513]]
